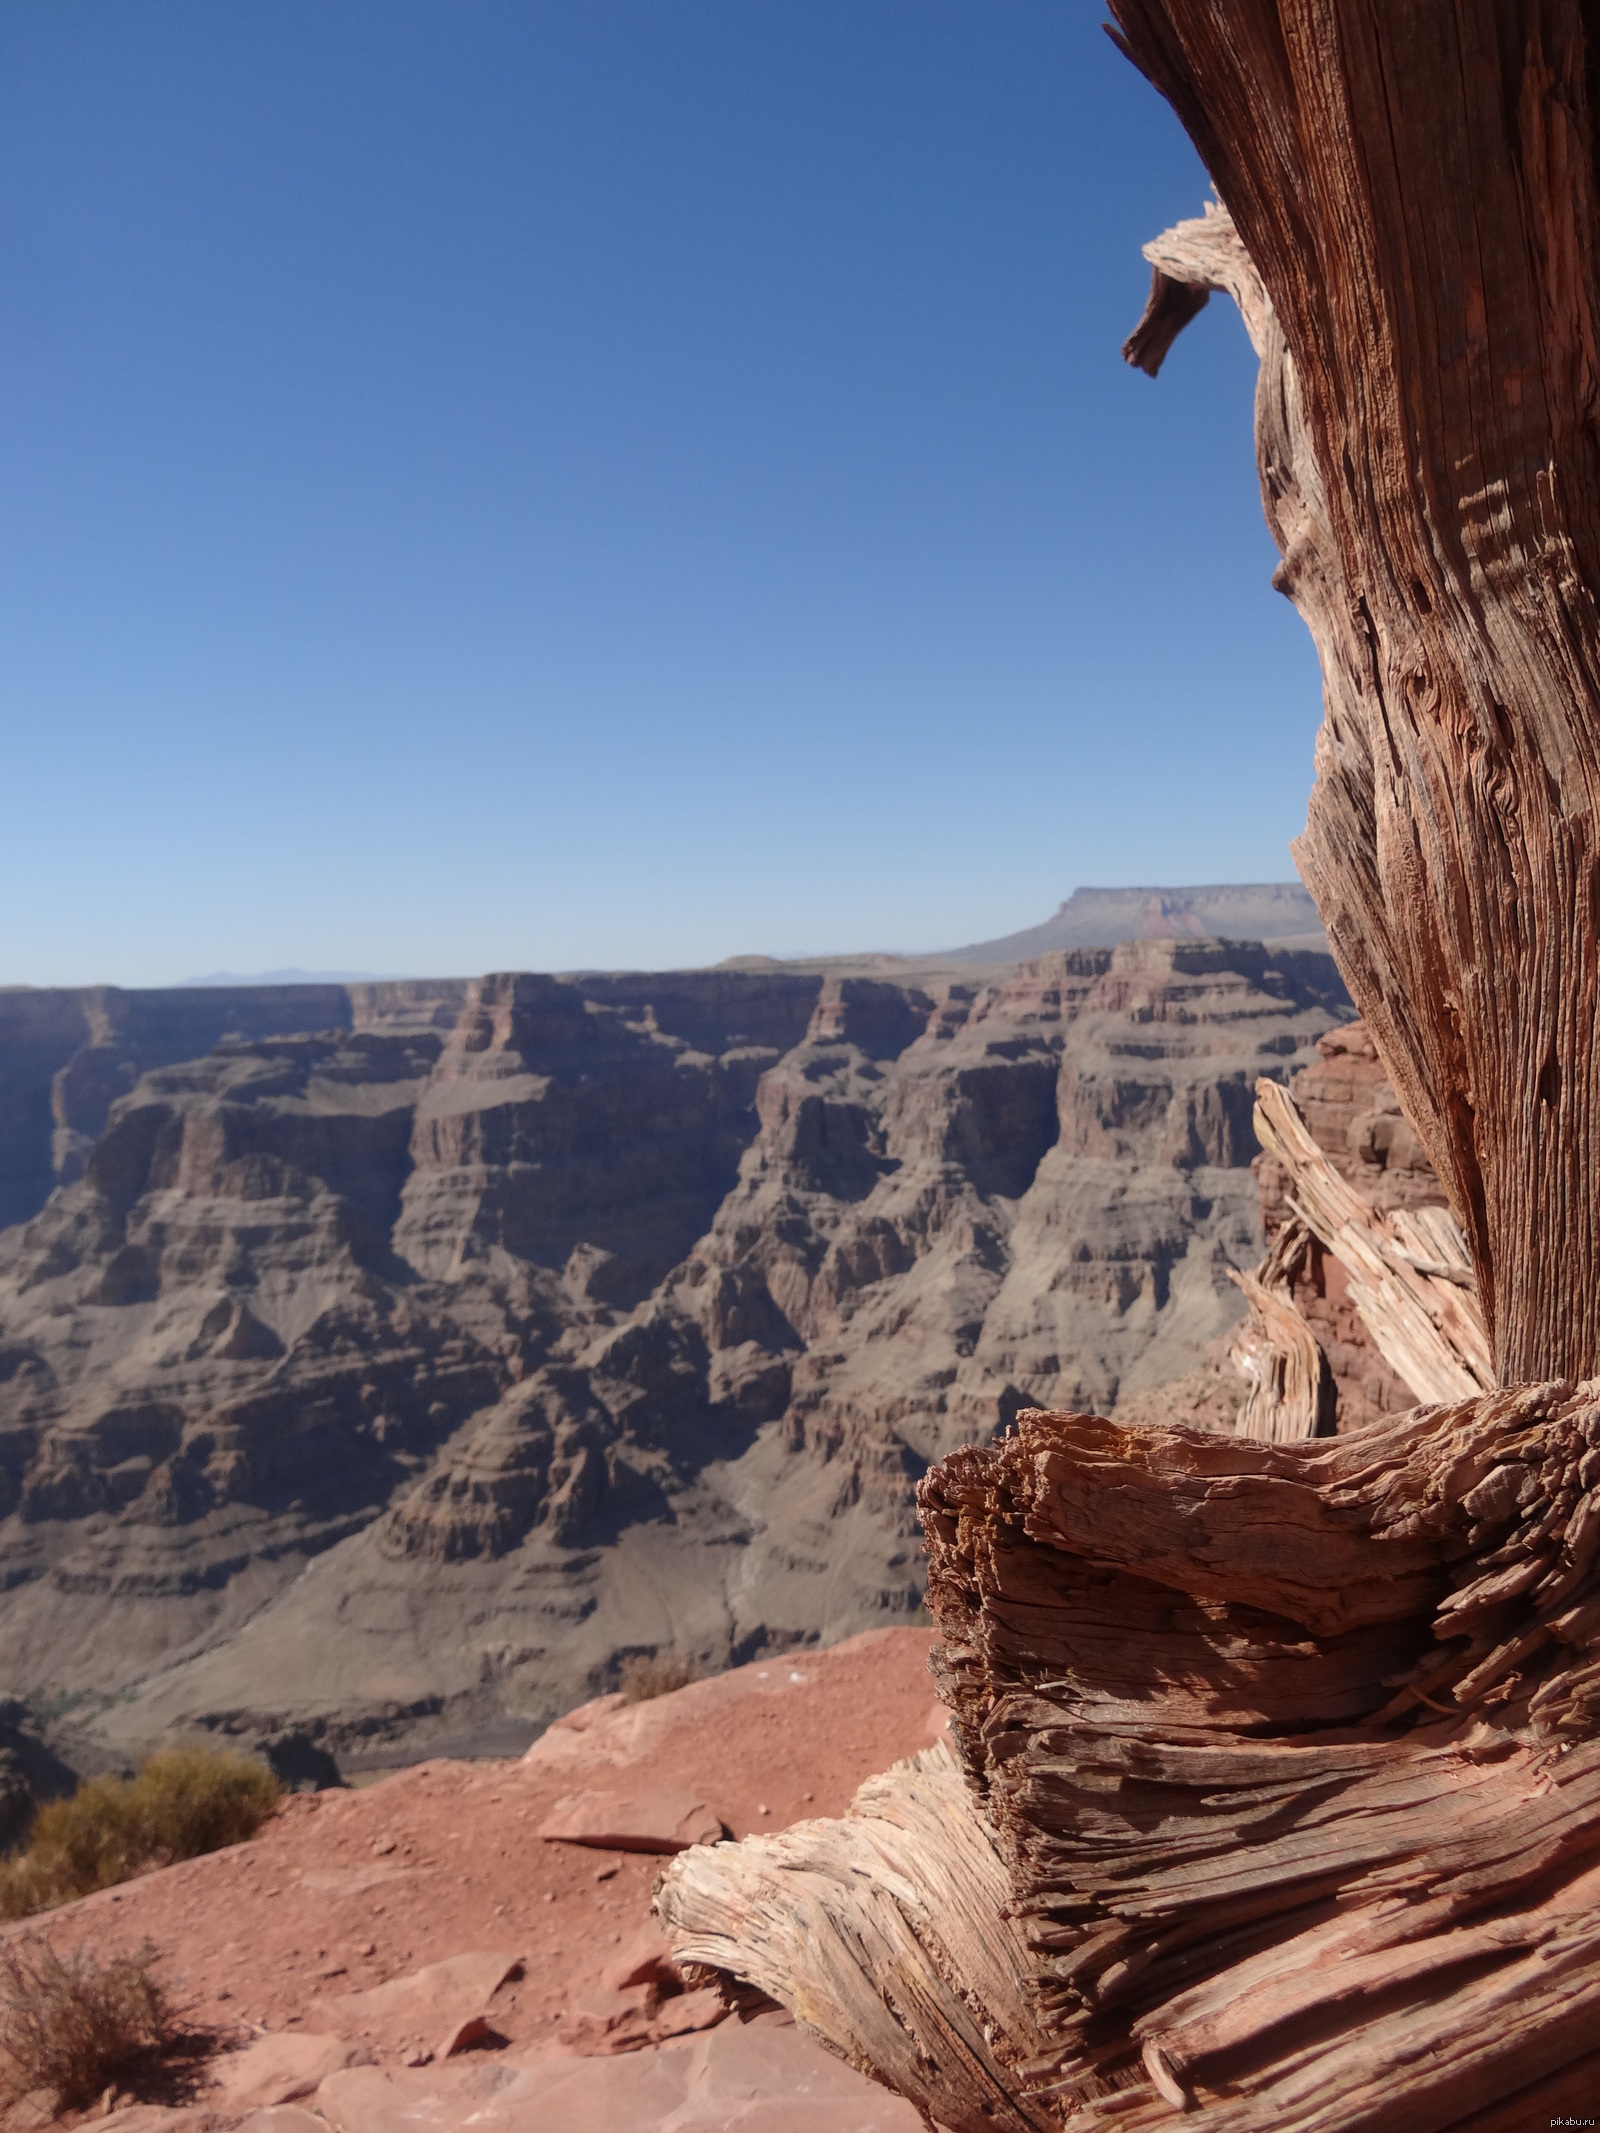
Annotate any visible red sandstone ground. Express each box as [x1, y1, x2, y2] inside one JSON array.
[[3, 1629, 942, 2130]]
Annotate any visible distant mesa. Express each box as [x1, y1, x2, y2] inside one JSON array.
[[716, 884, 1325, 975], [169, 890, 1321, 992], [948, 883, 1324, 964]]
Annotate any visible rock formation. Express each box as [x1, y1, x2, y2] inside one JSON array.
[[952, 882, 1324, 963], [0, 940, 1345, 1768]]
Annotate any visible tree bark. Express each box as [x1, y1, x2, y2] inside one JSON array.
[[918, 1393, 1600, 2127], [1113, 0, 1600, 1387], [656, 10, 1600, 2125], [657, 1742, 1057, 2133], [1228, 1251, 1336, 1441]]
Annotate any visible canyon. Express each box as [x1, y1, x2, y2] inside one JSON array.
[[0, 916, 1349, 1774]]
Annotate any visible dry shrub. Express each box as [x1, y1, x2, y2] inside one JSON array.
[[0, 1936, 175, 2111], [0, 1747, 281, 1921], [618, 1653, 695, 1704]]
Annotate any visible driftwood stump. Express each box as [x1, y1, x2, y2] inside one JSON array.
[[660, 8, 1600, 2124]]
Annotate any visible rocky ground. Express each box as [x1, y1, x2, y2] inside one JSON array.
[[0, 939, 1348, 1771], [4, 1628, 941, 2132]]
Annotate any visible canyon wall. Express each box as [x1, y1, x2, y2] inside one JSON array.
[[0, 942, 1348, 1767]]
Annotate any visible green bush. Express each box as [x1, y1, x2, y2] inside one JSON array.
[[0, 1935, 176, 2111], [0, 1747, 281, 1921]]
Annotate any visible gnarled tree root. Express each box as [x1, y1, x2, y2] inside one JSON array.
[[659, 1392, 1600, 2129], [656, 1740, 1057, 2133]]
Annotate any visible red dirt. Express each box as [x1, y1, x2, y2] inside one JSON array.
[[6, 1628, 942, 2126]]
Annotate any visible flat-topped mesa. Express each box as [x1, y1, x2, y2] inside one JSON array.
[[952, 882, 1325, 963]]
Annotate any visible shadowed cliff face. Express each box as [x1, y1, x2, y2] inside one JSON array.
[[0, 945, 1346, 1766]]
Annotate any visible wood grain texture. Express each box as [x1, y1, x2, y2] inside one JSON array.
[[1111, 0, 1600, 1387], [1228, 1253, 1335, 1441], [920, 1393, 1600, 2127], [1250, 1077, 1491, 1405], [654, 1742, 1056, 2133], [653, 14, 1600, 2129]]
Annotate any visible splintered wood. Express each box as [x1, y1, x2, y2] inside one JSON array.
[[1228, 1259, 1334, 1442], [656, 1743, 1054, 2133], [1228, 1080, 1491, 1441], [660, 1394, 1600, 2127], [916, 1396, 1600, 2126], [1251, 1080, 1490, 1406], [660, 5, 1600, 2125]]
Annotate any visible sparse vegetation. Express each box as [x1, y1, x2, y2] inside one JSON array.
[[618, 1653, 695, 1704], [0, 1746, 281, 1921], [0, 1936, 176, 2112]]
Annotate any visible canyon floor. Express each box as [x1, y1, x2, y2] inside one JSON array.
[[9, 1628, 941, 2131]]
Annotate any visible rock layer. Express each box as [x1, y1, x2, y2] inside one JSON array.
[[0, 943, 1347, 1765]]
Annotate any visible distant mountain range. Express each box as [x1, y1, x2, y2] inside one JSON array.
[[950, 883, 1323, 963], [163, 889, 1323, 991]]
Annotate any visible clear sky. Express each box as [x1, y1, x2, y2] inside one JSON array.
[[0, 2, 1322, 988]]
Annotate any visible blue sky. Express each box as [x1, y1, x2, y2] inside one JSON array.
[[0, 2, 1322, 987]]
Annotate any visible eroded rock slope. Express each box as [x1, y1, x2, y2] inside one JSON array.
[[0, 943, 1346, 1764]]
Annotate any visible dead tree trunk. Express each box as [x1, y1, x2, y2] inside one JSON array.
[[658, 10, 1600, 2126], [1231, 1076, 1491, 1441], [1115, 0, 1600, 1387]]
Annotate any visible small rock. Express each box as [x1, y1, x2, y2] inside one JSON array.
[[538, 1783, 725, 1854], [650, 1985, 729, 2041], [313, 1949, 522, 2056], [436, 2012, 492, 2060], [214, 2031, 368, 2109], [605, 1927, 684, 1995]]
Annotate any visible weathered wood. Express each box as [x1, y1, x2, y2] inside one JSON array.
[[661, 1385, 1600, 2127], [1227, 1249, 1335, 1441], [918, 1393, 1600, 2126], [1110, 2, 1600, 1389], [655, 1742, 1055, 2133], [1249, 1077, 1491, 1406], [657, 13, 1600, 2129]]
